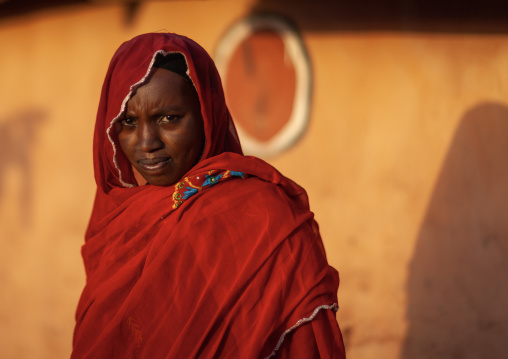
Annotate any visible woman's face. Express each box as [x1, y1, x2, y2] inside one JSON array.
[[116, 68, 205, 186]]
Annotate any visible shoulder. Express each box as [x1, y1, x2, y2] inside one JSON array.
[[195, 175, 310, 222], [175, 174, 315, 246]]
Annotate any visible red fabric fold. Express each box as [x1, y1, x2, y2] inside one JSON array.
[[73, 33, 345, 358]]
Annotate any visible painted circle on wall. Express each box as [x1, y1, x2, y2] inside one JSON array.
[[215, 15, 312, 157]]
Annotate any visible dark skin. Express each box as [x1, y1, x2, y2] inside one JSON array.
[[116, 68, 205, 186]]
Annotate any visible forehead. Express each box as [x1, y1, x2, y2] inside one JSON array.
[[128, 68, 198, 106], [140, 68, 189, 93]]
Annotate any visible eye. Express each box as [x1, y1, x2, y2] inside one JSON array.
[[159, 115, 180, 123], [120, 117, 137, 126]]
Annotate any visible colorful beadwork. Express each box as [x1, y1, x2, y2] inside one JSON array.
[[172, 170, 246, 209]]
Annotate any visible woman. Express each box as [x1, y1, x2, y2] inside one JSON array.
[[72, 32, 345, 358]]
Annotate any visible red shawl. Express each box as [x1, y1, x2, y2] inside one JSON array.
[[73, 33, 345, 358]]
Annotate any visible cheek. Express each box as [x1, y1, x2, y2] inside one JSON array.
[[187, 115, 205, 150], [163, 132, 197, 155], [162, 120, 204, 153], [185, 124, 205, 155], [117, 132, 136, 158]]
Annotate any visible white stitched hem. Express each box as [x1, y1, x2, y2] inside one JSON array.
[[264, 303, 339, 359]]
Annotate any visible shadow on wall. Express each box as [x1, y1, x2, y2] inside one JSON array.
[[402, 102, 508, 359], [0, 110, 47, 227]]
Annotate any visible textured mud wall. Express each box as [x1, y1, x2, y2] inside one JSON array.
[[0, 1, 507, 358]]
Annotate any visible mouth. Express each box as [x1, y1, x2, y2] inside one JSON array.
[[138, 157, 171, 173]]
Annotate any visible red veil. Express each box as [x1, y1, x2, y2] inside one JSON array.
[[73, 33, 345, 358]]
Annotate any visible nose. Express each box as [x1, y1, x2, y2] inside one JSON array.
[[137, 122, 164, 153]]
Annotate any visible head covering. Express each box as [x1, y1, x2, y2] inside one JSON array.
[[74, 33, 344, 359], [93, 32, 242, 191]]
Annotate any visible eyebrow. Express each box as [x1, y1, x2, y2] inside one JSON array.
[[153, 105, 184, 113], [125, 105, 184, 117]]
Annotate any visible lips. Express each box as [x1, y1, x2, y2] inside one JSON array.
[[138, 157, 171, 172]]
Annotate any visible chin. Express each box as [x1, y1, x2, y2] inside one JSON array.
[[135, 168, 179, 187]]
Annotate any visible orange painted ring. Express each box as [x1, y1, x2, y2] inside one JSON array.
[[215, 14, 312, 157]]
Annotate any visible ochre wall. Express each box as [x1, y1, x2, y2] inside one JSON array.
[[0, 1, 507, 358]]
